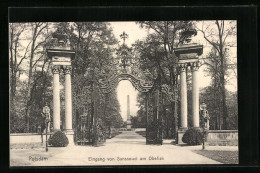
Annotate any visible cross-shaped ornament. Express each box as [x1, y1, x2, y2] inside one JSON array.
[[120, 31, 128, 44]]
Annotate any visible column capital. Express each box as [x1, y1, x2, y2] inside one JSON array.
[[178, 63, 188, 72], [191, 61, 201, 72], [64, 65, 72, 74], [52, 65, 60, 74]]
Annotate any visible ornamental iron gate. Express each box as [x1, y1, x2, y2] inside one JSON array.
[[76, 33, 178, 146]]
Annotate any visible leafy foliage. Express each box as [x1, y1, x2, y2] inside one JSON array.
[[182, 128, 203, 145], [132, 92, 147, 128], [9, 22, 53, 132], [48, 131, 69, 147], [200, 86, 238, 130], [197, 20, 237, 129]]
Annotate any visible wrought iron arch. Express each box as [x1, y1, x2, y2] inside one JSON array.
[[99, 73, 153, 94], [96, 40, 155, 94]]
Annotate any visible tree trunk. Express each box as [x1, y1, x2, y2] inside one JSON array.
[[218, 20, 228, 130], [9, 26, 17, 102], [108, 126, 111, 139], [145, 93, 148, 141], [220, 53, 228, 129], [25, 25, 38, 132], [221, 84, 228, 129], [173, 100, 178, 139]]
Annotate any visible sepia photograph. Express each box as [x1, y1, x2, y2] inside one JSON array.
[[9, 20, 238, 166]]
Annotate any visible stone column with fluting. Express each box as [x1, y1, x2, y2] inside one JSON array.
[[64, 65, 74, 145], [52, 65, 61, 131], [179, 63, 188, 130], [64, 65, 73, 132], [191, 61, 200, 128]]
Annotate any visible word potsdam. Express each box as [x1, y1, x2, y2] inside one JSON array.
[[29, 156, 48, 162]]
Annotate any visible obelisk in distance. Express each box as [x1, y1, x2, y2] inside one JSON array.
[[127, 95, 132, 130]]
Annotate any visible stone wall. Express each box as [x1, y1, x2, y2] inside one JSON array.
[[10, 133, 52, 144], [207, 130, 238, 146]]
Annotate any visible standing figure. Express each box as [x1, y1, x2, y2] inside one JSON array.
[[200, 103, 210, 129], [42, 103, 51, 132]]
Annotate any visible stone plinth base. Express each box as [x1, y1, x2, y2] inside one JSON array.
[[127, 125, 132, 131], [177, 128, 188, 144], [63, 130, 74, 146]]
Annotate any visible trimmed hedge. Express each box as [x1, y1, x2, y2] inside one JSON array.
[[48, 131, 69, 147], [182, 127, 203, 145]]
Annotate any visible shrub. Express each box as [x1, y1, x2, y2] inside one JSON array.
[[182, 127, 203, 145], [48, 131, 69, 147]]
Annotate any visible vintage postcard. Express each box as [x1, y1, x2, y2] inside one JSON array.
[[9, 9, 239, 166]]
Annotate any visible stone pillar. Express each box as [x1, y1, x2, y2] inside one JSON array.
[[179, 63, 188, 130], [52, 65, 61, 131], [64, 66, 73, 131], [177, 63, 188, 144], [191, 62, 200, 128], [64, 65, 74, 145]]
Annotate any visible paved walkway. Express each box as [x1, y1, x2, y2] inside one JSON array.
[[16, 131, 222, 166]]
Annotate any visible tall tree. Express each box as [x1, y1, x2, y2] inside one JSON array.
[[9, 22, 52, 132], [9, 23, 27, 132], [197, 20, 236, 129], [24, 22, 50, 132], [103, 90, 123, 129], [9, 23, 26, 101]]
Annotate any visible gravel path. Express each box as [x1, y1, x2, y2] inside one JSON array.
[[10, 131, 221, 166]]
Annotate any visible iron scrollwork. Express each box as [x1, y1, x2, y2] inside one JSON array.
[[161, 84, 178, 102], [97, 41, 154, 93]]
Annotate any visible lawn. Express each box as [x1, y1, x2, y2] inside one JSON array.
[[193, 150, 238, 164]]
